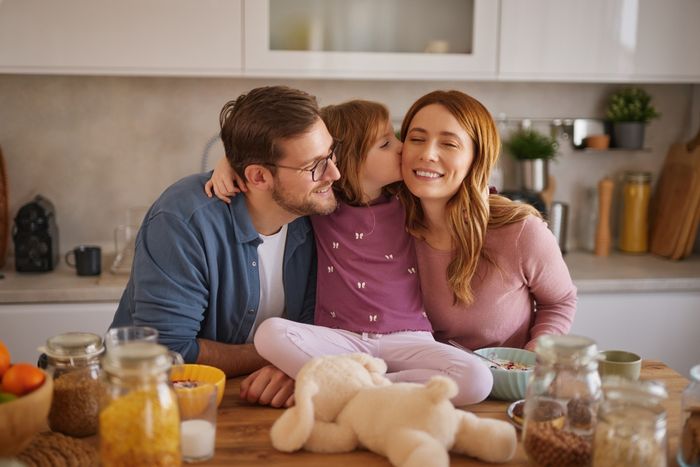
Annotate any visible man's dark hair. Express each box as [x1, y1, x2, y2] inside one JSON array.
[[219, 86, 321, 178]]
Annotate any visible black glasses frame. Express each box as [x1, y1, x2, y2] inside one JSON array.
[[263, 142, 339, 182]]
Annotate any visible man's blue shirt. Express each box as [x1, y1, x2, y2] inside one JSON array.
[[111, 172, 316, 362]]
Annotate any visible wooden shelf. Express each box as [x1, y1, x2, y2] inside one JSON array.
[[574, 147, 652, 153]]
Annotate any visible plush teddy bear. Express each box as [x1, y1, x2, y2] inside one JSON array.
[[270, 353, 517, 467]]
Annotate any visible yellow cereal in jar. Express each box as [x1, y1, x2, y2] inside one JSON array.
[[100, 386, 180, 467]]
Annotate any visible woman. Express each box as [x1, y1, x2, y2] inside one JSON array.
[[398, 90, 576, 352]]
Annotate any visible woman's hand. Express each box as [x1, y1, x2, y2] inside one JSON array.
[[204, 157, 247, 204]]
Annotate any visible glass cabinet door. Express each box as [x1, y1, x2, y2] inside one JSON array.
[[244, 0, 498, 79]]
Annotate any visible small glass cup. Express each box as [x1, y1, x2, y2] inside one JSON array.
[[176, 382, 218, 463], [105, 326, 158, 350]]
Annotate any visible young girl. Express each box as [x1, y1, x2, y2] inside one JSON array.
[[206, 100, 492, 406]]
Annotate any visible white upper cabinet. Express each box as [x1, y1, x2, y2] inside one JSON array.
[[0, 0, 697, 82], [0, 0, 243, 76], [499, 0, 700, 82], [243, 0, 499, 80]]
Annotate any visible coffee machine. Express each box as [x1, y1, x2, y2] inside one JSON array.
[[13, 195, 59, 272]]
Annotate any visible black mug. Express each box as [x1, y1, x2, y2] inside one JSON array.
[[65, 245, 101, 276]]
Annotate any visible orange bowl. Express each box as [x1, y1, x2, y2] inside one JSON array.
[[171, 364, 225, 408], [0, 370, 53, 457]]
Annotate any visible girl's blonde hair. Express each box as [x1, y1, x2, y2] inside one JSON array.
[[320, 100, 389, 206], [398, 90, 540, 305]]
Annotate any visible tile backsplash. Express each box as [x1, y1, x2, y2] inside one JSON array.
[[0, 75, 697, 255]]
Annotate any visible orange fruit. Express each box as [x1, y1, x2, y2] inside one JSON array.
[[1, 363, 45, 396], [0, 340, 10, 379]]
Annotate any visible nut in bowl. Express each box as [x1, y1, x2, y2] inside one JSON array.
[[475, 347, 535, 401], [171, 364, 226, 417], [0, 369, 53, 457]]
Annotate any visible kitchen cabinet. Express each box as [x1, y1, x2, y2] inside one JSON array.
[[242, 0, 499, 80], [570, 291, 700, 378], [0, 0, 243, 76], [0, 302, 117, 364], [499, 0, 700, 83]]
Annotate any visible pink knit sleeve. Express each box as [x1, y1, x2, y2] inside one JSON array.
[[517, 216, 577, 349]]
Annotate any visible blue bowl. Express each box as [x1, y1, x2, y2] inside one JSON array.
[[475, 347, 536, 401]]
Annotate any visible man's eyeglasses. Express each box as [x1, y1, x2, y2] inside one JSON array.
[[264, 144, 339, 182]]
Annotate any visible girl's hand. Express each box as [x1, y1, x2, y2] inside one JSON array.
[[204, 157, 247, 203]]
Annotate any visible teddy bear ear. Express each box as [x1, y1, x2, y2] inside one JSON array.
[[270, 379, 319, 452], [347, 353, 388, 375]]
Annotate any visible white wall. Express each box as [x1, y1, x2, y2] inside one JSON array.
[[0, 75, 696, 254]]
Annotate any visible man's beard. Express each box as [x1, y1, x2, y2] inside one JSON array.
[[272, 182, 337, 217]]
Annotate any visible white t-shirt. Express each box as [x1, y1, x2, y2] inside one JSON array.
[[246, 224, 288, 343]]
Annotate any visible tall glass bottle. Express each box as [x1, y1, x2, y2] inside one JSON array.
[[522, 335, 602, 467], [100, 342, 181, 467], [679, 364, 700, 467]]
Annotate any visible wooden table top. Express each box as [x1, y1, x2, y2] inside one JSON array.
[[199, 360, 688, 466]]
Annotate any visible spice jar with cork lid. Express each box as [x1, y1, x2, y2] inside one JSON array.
[[679, 364, 700, 467], [593, 377, 668, 467], [619, 171, 652, 253], [100, 342, 181, 467], [522, 335, 602, 467], [39, 332, 105, 437]]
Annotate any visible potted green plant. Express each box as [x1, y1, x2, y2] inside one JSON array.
[[504, 128, 558, 192], [606, 87, 660, 149]]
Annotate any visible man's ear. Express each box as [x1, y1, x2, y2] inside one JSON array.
[[243, 164, 274, 190]]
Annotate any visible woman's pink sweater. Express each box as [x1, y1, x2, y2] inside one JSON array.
[[415, 216, 577, 350]]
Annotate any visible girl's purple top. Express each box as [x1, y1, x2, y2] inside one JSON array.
[[311, 195, 432, 334]]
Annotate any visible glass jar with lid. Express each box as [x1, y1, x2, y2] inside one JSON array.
[[39, 332, 104, 437], [619, 171, 651, 253], [679, 364, 700, 467], [522, 335, 602, 467], [593, 377, 668, 467], [100, 342, 181, 467]]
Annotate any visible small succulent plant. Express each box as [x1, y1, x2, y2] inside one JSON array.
[[504, 129, 558, 161], [606, 87, 660, 123]]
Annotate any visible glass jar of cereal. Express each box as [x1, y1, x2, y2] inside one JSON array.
[[100, 342, 181, 467], [40, 332, 104, 437], [593, 377, 668, 467], [522, 335, 602, 467]]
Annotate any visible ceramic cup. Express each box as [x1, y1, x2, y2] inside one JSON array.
[[65, 245, 101, 276], [598, 350, 642, 380]]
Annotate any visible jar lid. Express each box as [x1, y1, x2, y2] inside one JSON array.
[[535, 334, 598, 363], [102, 342, 174, 377], [40, 332, 104, 360], [624, 171, 651, 183]]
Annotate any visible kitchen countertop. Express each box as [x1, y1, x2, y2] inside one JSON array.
[[0, 251, 698, 304], [566, 251, 700, 293], [0, 258, 129, 304]]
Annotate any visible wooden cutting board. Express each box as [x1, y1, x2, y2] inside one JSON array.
[[650, 127, 700, 259]]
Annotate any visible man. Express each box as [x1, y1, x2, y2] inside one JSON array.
[[111, 86, 340, 407]]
